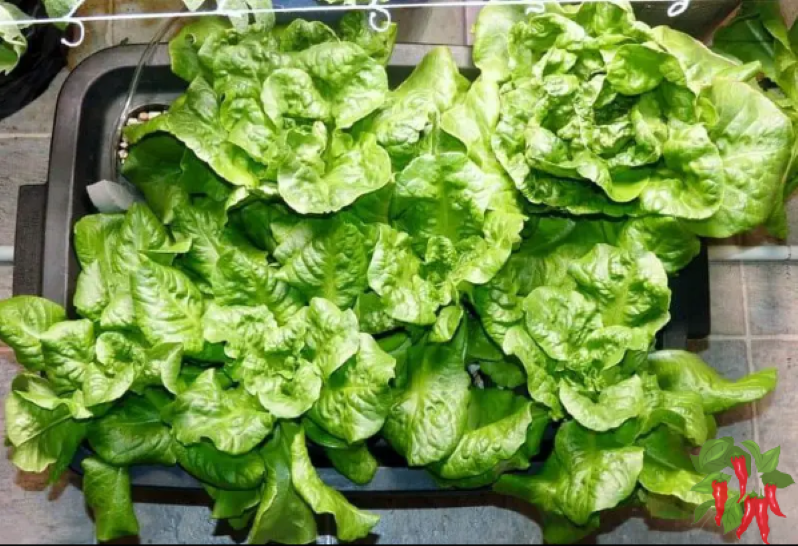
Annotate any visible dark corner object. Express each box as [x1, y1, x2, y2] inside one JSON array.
[[0, 0, 65, 121], [11, 43, 710, 496]]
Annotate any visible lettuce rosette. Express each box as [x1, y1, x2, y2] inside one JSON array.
[[474, 1, 794, 238]]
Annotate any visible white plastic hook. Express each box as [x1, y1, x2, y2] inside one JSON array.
[[525, 1, 546, 15], [61, 19, 86, 48], [667, 0, 690, 17], [368, 0, 392, 33]]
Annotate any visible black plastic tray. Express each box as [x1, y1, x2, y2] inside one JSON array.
[[11, 43, 710, 495]]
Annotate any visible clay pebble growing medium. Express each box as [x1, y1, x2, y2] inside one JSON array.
[[119, 111, 163, 163]]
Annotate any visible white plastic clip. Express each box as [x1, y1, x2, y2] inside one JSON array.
[[368, 0, 392, 33], [667, 0, 691, 17], [61, 19, 86, 48]]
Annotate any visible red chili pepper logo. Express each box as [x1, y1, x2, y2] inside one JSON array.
[[691, 438, 794, 544], [732, 455, 748, 502], [711, 480, 727, 525]]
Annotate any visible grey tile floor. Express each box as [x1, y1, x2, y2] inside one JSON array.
[[2, 3, 798, 544]]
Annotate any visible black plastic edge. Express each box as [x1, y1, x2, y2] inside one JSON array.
[[72, 444, 459, 494], [668, 244, 711, 343], [688, 245, 711, 339], [12, 185, 47, 297]]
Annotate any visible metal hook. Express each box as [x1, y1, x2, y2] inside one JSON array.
[[368, 0, 392, 33], [667, 0, 690, 17], [61, 19, 86, 48], [525, 1, 545, 15]]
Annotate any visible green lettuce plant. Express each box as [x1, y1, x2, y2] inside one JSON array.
[[711, 0, 798, 236], [475, 0, 794, 238], [0, 1, 29, 75], [0, 3, 788, 544]]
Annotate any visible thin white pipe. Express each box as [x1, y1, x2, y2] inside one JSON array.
[[708, 245, 798, 262], [0, 246, 13, 265], [0, 0, 687, 26]]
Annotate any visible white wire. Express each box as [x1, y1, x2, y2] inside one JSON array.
[[0, 0, 694, 45]]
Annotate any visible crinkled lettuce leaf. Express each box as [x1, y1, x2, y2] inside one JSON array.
[[430, 389, 549, 484], [88, 393, 177, 466], [278, 130, 391, 215], [176, 441, 266, 491], [648, 350, 777, 415], [383, 326, 471, 466], [367, 224, 453, 325], [0, 296, 66, 372], [285, 423, 380, 541], [636, 427, 712, 506], [495, 421, 644, 526], [685, 79, 794, 237], [125, 77, 267, 188], [392, 152, 525, 286], [272, 215, 369, 308], [337, 11, 396, 65], [247, 427, 318, 545], [82, 458, 140, 543], [5, 376, 87, 476], [309, 334, 395, 444], [163, 369, 274, 455]]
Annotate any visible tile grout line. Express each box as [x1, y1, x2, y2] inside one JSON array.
[[740, 262, 764, 494], [740, 261, 754, 372], [0, 133, 51, 139], [107, 0, 115, 46], [710, 333, 798, 341], [706, 334, 746, 341], [462, 6, 468, 45]]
